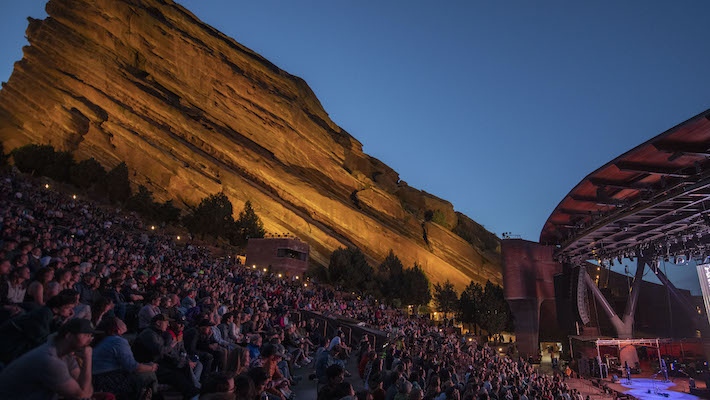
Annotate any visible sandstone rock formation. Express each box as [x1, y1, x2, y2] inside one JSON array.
[[0, 0, 501, 290]]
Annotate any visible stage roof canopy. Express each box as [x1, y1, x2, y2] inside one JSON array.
[[540, 109, 710, 264]]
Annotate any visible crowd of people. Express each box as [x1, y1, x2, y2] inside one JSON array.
[[0, 172, 581, 400]]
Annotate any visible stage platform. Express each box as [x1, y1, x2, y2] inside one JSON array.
[[606, 378, 701, 400]]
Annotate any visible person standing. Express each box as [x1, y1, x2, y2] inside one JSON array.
[[625, 362, 632, 383]]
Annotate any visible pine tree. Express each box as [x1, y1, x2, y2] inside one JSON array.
[[328, 247, 374, 292], [125, 185, 157, 218], [402, 263, 431, 307], [11, 144, 58, 177], [480, 281, 513, 334], [103, 162, 132, 204], [378, 250, 405, 302], [433, 280, 459, 317], [156, 200, 181, 224], [70, 158, 106, 189], [232, 200, 265, 247], [459, 281, 483, 334], [0, 142, 8, 171], [184, 192, 235, 239], [45, 150, 75, 183]]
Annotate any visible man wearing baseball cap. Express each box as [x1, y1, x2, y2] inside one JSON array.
[[134, 313, 200, 398], [259, 343, 291, 400], [0, 318, 96, 399]]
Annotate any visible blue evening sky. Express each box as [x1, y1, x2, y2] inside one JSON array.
[[2, 1, 710, 293]]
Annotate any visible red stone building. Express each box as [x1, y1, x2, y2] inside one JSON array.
[[502, 239, 563, 357], [245, 238, 309, 276]]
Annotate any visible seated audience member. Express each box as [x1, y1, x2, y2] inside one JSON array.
[[256, 343, 291, 399], [318, 364, 346, 400], [53, 268, 74, 291], [217, 312, 241, 344], [167, 315, 206, 390], [28, 246, 42, 273], [162, 294, 183, 321], [92, 317, 158, 399], [75, 271, 98, 305], [233, 372, 256, 399], [0, 259, 11, 280], [0, 267, 28, 307], [199, 371, 236, 400], [185, 318, 225, 373], [0, 292, 76, 364], [0, 318, 95, 400], [247, 367, 270, 399], [247, 334, 262, 362], [134, 313, 200, 398], [138, 294, 162, 330], [25, 267, 54, 306], [90, 296, 115, 326], [0, 262, 22, 321]]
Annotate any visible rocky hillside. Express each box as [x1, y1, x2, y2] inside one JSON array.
[[0, 0, 501, 289]]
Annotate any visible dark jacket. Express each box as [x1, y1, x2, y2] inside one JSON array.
[[134, 327, 169, 363], [0, 306, 54, 364], [75, 281, 95, 305], [183, 327, 216, 355]]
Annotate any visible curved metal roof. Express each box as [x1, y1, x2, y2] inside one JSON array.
[[540, 108, 710, 263]]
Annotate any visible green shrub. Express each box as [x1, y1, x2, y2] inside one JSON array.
[[184, 192, 236, 240], [155, 200, 181, 224], [70, 158, 106, 189], [125, 185, 157, 217], [432, 210, 447, 227], [125, 185, 181, 224], [11, 144, 58, 177], [0, 142, 8, 171], [10, 144, 76, 182], [328, 247, 374, 292], [45, 150, 75, 183], [102, 162, 132, 204]]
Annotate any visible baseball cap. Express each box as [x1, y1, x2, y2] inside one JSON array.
[[151, 314, 173, 323], [197, 318, 216, 327], [60, 318, 98, 335], [261, 343, 285, 358]]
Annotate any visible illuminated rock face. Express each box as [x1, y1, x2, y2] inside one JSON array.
[[0, 0, 501, 289]]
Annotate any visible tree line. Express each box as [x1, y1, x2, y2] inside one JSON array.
[[4, 144, 265, 248], [313, 245, 513, 334], [434, 279, 513, 335], [310, 248, 432, 310]]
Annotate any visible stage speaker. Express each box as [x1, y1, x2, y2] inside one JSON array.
[[576, 267, 591, 324], [611, 375, 619, 383]]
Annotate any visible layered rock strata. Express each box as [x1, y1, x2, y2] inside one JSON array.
[[0, 0, 501, 289]]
